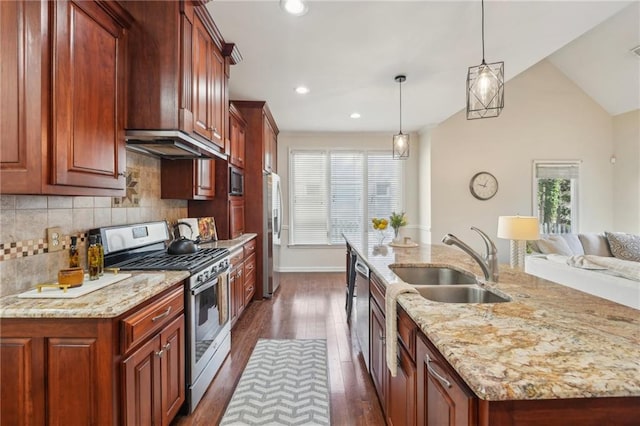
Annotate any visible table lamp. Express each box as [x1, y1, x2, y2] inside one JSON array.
[[497, 216, 540, 269]]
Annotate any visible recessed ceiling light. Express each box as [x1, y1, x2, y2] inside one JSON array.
[[350, 113, 361, 119], [280, 0, 308, 16], [295, 86, 310, 95]]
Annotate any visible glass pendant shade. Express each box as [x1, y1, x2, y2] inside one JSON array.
[[467, 61, 504, 119], [393, 133, 410, 159]]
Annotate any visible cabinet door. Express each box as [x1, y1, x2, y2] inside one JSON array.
[[0, 0, 45, 193], [262, 116, 274, 172], [229, 197, 245, 239], [370, 299, 387, 414], [229, 114, 246, 169], [229, 268, 239, 325], [210, 46, 225, 148], [0, 337, 45, 426], [192, 14, 212, 141], [123, 335, 162, 426], [243, 253, 256, 305], [195, 159, 215, 198], [160, 315, 185, 426], [416, 334, 477, 426], [387, 342, 416, 426], [50, 0, 126, 191]]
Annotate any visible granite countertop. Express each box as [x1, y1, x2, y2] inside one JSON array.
[[0, 234, 257, 319], [346, 238, 640, 401]]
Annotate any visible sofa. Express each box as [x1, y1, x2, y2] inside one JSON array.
[[524, 232, 640, 310]]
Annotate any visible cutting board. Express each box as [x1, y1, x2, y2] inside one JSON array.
[[18, 273, 132, 299]]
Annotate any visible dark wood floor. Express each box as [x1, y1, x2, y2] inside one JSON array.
[[172, 272, 385, 426]]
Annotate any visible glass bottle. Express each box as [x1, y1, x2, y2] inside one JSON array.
[[88, 235, 100, 281], [96, 235, 104, 276], [69, 236, 80, 268]]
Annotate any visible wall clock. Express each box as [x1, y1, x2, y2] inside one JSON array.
[[469, 171, 498, 200]]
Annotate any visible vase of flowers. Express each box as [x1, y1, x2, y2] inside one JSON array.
[[389, 211, 407, 242], [371, 217, 389, 246]]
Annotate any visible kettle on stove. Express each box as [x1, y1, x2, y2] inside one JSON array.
[[167, 222, 201, 255]]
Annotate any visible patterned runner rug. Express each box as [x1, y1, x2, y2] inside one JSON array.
[[220, 339, 330, 426]]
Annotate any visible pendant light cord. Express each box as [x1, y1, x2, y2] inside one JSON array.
[[399, 79, 403, 133], [481, 0, 486, 64]]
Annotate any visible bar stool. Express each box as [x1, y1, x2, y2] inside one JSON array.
[[345, 251, 357, 322]]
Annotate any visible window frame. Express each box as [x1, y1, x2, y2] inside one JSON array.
[[531, 159, 581, 234], [288, 147, 404, 247]]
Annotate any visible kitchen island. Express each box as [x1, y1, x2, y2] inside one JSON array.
[[346, 238, 640, 425]]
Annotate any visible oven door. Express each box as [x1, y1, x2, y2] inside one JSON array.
[[188, 270, 230, 382]]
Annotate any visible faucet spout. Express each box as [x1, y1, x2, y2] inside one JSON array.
[[442, 227, 499, 282]]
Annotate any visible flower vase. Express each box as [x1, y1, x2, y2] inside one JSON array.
[[392, 226, 400, 243], [375, 229, 387, 246]]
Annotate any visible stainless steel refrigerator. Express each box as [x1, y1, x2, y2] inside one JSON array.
[[263, 172, 282, 297]]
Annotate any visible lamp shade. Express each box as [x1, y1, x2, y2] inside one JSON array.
[[392, 133, 410, 159], [497, 216, 539, 241]]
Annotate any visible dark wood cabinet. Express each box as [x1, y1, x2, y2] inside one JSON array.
[[123, 314, 185, 426], [243, 253, 257, 305], [0, 282, 185, 426], [125, 1, 235, 152], [229, 197, 245, 239], [417, 332, 477, 426], [1, 0, 130, 196], [262, 115, 278, 173], [161, 159, 216, 200], [229, 103, 247, 169], [229, 239, 257, 328], [388, 339, 417, 426]]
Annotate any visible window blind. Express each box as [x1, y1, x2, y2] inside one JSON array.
[[290, 150, 328, 244], [329, 152, 363, 244], [367, 152, 402, 219], [535, 163, 580, 179]]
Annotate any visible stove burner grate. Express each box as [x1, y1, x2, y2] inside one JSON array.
[[114, 247, 229, 272]]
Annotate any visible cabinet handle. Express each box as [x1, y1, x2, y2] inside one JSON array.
[[117, 172, 126, 177], [155, 349, 164, 358], [151, 306, 172, 322], [426, 354, 451, 388], [163, 342, 171, 352], [238, 270, 243, 276]]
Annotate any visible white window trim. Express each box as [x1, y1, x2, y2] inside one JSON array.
[[531, 159, 581, 233]]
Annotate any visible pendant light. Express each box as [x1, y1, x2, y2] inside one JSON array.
[[392, 75, 409, 159], [466, 0, 504, 120]]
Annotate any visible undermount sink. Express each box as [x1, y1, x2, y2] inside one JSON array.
[[413, 285, 510, 304], [391, 266, 477, 285]]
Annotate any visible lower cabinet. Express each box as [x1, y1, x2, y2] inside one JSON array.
[[122, 314, 185, 426], [370, 298, 387, 413], [387, 316, 417, 426], [0, 282, 186, 426], [416, 332, 477, 426], [229, 238, 257, 328]]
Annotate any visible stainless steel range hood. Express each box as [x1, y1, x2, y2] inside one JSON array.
[[125, 130, 226, 160]]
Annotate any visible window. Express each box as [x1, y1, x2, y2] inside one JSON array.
[[289, 149, 403, 246], [532, 161, 580, 234]]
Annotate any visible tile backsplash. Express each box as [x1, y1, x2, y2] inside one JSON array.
[[0, 152, 188, 297]]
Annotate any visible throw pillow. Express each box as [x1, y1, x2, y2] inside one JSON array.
[[605, 232, 640, 262], [578, 233, 613, 257], [536, 235, 574, 256], [562, 234, 585, 255]]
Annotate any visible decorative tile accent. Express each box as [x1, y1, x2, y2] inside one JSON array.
[[0, 234, 87, 262], [112, 167, 140, 208]]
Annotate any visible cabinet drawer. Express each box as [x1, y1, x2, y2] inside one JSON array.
[[370, 272, 386, 313], [243, 268, 255, 305], [243, 238, 256, 257], [230, 249, 244, 268], [121, 287, 184, 354], [243, 253, 256, 276], [397, 306, 417, 361]]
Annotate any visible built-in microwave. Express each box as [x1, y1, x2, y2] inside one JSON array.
[[229, 167, 244, 195]]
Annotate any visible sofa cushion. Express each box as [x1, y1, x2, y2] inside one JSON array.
[[605, 232, 640, 262], [536, 235, 574, 256], [578, 233, 612, 257], [562, 234, 585, 256]]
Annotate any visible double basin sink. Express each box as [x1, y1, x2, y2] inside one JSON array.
[[390, 266, 510, 304]]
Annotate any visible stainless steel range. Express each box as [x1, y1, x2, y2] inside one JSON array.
[[92, 221, 231, 413]]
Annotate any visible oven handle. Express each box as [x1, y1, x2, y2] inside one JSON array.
[[191, 276, 220, 297]]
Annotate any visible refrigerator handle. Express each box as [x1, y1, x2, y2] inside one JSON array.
[[276, 180, 283, 237]]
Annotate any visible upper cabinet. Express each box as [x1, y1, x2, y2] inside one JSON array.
[[233, 101, 279, 173], [125, 1, 237, 154], [229, 103, 247, 169], [1, 0, 131, 196]]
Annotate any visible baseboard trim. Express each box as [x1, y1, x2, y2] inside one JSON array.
[[276, 266, 345, 273]]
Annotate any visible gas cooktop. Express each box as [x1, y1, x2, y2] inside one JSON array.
[[113, 247, 229, 273]]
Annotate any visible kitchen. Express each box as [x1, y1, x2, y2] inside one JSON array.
[[1, 0, 639, 425]]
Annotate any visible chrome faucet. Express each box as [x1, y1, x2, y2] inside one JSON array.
[[442, 227, 499, 283]]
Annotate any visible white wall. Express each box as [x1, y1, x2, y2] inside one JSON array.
[[612, 109, 640, 233], [429, 60, 615, 264], [276, 132, 420, 271]]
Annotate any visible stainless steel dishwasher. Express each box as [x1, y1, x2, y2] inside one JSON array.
[[354, 257, 370, 371]]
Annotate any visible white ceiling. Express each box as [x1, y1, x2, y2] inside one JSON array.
[[208, 1, 638, 133]]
